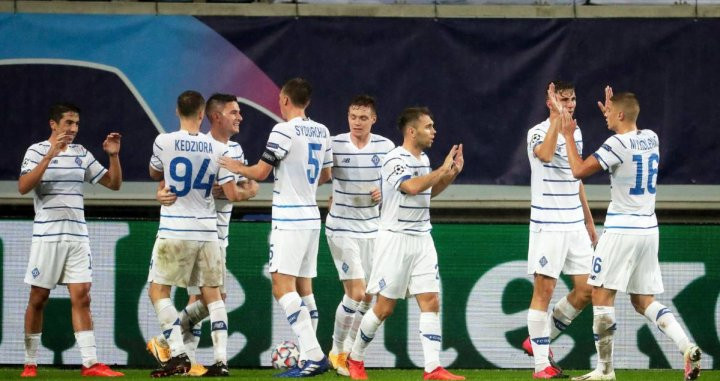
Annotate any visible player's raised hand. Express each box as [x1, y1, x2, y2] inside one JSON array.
[[212, 183, 225, 199], [48, 132, 72, 158], [597, 85, 614, 115], [452, 143, 464, 175], [442, 145, 459, 173], [157, 186, 177, 206], [218, 156, 245, 173], [370, 187, 382, 204], [103, 132, 122, 156], [547, 83, 564, 115], [560, 110, 577, 137]]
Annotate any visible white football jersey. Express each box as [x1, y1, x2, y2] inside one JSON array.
[[378, 146, 432, 235], [150, 130, 234, 241], [263, 117, 333, 230], [21, 142, 107, 242], [208, 135, 247, 248], [527, 119, 586, 232], [593, 129, 659, 235], [326, 133, 395, 238]]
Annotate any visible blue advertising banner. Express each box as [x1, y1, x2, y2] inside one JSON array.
[[1, 14, 719, 184]]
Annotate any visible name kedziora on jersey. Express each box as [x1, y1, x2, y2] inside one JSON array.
[[629, 136, 658, 151], [174, 139, 214, 153], [295, 125, 327, 138]]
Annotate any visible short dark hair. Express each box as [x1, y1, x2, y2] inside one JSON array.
[[611, 92, 640, 122], [547, 80, 575, 97], [49, 103, 80, 123], [205, 93, 238, 120], [281, 78, 312, 108], [397, 107, 433, 133], [177, 90, 205, 118], [349, 95, 377, 115]]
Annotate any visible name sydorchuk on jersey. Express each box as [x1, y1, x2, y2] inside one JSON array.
[[628, 135, 659, 150], [295, 125, 327, 138], [174, 139, 214, 153]]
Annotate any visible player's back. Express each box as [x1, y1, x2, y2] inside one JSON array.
[[151, 130, 232, 240], [269, 117, 332, 230], [593, 129, 659, 233]]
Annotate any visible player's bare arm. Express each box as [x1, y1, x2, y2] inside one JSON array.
[[219, 157, 273, 181], [18, 131, 73, 194], [156, 180, 177, 206], [98, 132, 122, 190], [578, 182, 598, 246], [534, 83, 563, 163], [431, 143, 464, 198], [561, 113, 602, 179], [318, 167, 332, 185], [400, 145, 456, 196], [148, 166, 163, 181]]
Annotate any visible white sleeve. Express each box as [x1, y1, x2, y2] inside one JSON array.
[[20, 145, 45, 176], [527, 128, 545, 156], [150, 135, 164, 172], [322, 133, 333, 169], [84, 149, 108, 184], [382, 156, 413, 190], [216, 148, 235, 186], [593, 136, 625, 171]]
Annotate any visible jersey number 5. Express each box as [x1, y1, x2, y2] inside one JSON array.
[[169, 157, 216, 197], [630, 153, 659, 195], [307, 143, 322, 184]]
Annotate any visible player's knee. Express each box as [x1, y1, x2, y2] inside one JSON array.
[[348, 288, 365, 302], [374, 307, 393, 321], [71, 292, 91, 308]]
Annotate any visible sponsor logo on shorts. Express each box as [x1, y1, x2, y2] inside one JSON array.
[[371, 154, 380, 166], [378, 278, 386, 290], [342, 262, 349, 273], [31, 268, 40, 278], [539, 256, 548, 267]]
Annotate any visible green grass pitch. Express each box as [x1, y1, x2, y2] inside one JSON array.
[[1, 367, 718, 380]]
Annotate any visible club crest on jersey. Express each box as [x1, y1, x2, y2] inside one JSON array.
[[75, 157, 83, 167], [371, 154, 380, 166], [539, 256, 548, 267], [31, 267, 40, 278]]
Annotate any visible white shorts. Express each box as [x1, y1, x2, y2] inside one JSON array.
[[588, 232, 663, 295], [327, 235, 375, 281], [366, 231, 440, 300], [528, 230, 593, 278], [187, 246, 227, 296], [147, 238, 224, 288], [268, 229, 320, 278], [24, 240, 92, 289]]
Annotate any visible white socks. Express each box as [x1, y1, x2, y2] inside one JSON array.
[[74, 330, 98, 368], [180, 300, 209, 364], [24, 333, 41, 366], [527, 308, 550, 371], [332, 295, 361, 354], [154, 298, 185, 357], [593, 306, 616, 375], [208, 300, 228, 364], [643, 301, 691, 353], [419, 312, 442, 373], [350, 308, 382, 361], [346, 300, 371, 352], [550, 296, 581, 340], [302, 294, 319, 332], [279, 292, 323, 361]]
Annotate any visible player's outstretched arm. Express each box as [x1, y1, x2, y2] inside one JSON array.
[[561, 115, 602, 179], [18, 132, 73, 194], [99, 132, 122, 190], [318, 167, 332, 185], [400, 145, 456, 196], [219, 157, 273, 181]]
